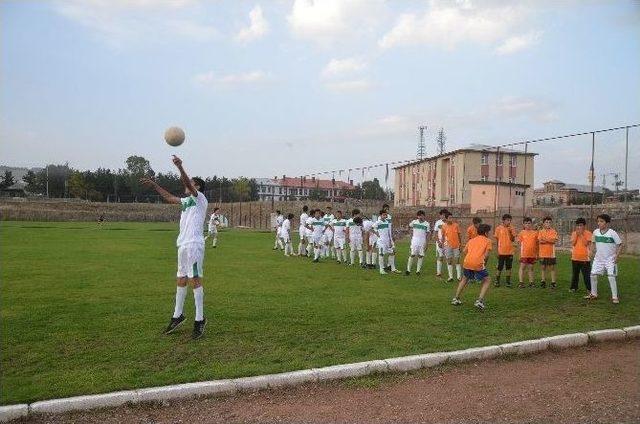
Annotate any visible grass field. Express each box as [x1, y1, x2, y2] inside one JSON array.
[[1, 221, 639, 405]]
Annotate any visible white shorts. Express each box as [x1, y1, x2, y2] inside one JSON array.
[[410, 241, 425, 256], [445, 247, 460, 259], [436, 244, 445, 258], [334, 237, 346, 249], [369, 234, 379, 247], [208, 227, 217, 235], [177, 243, 204, 278], [299, 227, 307, 241], [591, 259, 617, 276], [312, 234, 323, 245], [377, 238, 394, 255], [350, 239, 363, 251], [280, 232, 290, 243], [324, 231, 333, 242]]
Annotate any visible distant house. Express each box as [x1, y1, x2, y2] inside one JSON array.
[[256, 176, 356, 202], [534, 180, 609, 206]]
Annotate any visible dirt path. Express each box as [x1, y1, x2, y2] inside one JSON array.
[[23, 341, 639, 424]]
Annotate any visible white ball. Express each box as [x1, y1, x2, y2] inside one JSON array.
[[164, 126, 185, 147]]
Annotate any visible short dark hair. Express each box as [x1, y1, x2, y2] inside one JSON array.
[[213, 207, 220, 212], [502, 214, 512, 220], [382, 203, 390, 209], [597, 213, 611, 223], [326, 206, 332, 210], [472, 217, 482, 224], [380, 209, 387, 215], [439, 209, 449, 215], [192, 177, 205, 192], [353, 216, 363, 225], [417, 210, 425, 216], [523, 217, 532, 223], [352, 208, 360, 216], [303, 205, 308, 212], [287, 213, 294, 219], [276, 210, 281, 214], [575, 217, 586, 225], [543, 216, 553, 223], [478, 224, 491, 236], [336, 210, 343, 214], [444, 211, 452, 218]]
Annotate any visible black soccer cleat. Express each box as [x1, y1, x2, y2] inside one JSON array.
[[405, 270, 410, 276], [163, 314, 186, 335], [416, 271, 421, 276], [192, 317, 207, 340]]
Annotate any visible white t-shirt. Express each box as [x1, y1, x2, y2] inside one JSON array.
[[323, 214, 334, 234], [592, 228, 622, 262], [433, 219, 445, 244], [308, 217, 326, 238], [275, 214, 284, 228], [177, 191, 208, 247], [347, 218, 363, 242], [281, 219, 291, 235], [299, 213, 309, 230], [362, 219, 373, 234], [208, 213, 220, 231], [331, 218, 347, 239], [409, 219, 431, 245], [373, 219, 392, 241]]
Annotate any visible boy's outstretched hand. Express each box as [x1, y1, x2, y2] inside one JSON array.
[[140, 177, 157, 188], [172, 155, 183, 167]]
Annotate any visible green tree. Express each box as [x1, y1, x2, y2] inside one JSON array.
[[0, 171, 16, 189], [308, 188, 325, 201], [22, 170, 46, 194], [43, 164, 71, 197], [361, 178, 386, 200], [125, 155, 154, 197], [232, 177, 251, 201]]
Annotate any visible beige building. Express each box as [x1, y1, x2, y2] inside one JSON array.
[[394, 144, 536, 213]]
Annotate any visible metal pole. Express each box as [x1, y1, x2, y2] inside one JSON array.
[[521, 142, 528, 218], [589, 132, 595, 224], [624, 126, 629, 203], [46, 165, 49, 198], [493, 148, 500, 231]]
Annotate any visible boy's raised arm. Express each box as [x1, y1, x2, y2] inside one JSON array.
[[140, 177, 180, 204], [172, 155, 197, 197]]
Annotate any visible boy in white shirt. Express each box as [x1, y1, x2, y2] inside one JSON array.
[[363, 216, 377, 269], [281, 213, 294, 256], [331, 210, 348, 264], [372, 210, 401, 275], [141, 155, 208, 340], [323, 206, 335, 258], [346, 209, 364, 267], [406, 210, 431, 275], [306, 209, 328, 262], [207, 207, 221, 248], [586, 214, 623, 304], [273, 210, 284, 251], [433, 209, 448, 276], [298, 205, 310, 257]]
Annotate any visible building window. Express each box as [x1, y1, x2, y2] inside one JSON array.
[[510, 155, 517, 167], [481, 153, 489, 165], [481, 175, 488, 182], [497, 153, 503, 166], [508, 177, 515, 183]]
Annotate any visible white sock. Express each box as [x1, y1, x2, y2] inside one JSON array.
[[193, 286, 204, 321], [389, 255, 397, 271], [456, 264, 462, 279], [350, 250, 355, 264], [447, 264, 454, 279], [212, 236, 217, 247], [407, 256, 414, 272], [608, 275, 618, 299], [173, 286, 187, 318], [366, 251, 371, 264], [372, 252, 378, 266], [307, 243, 313, 256], [437, 260, 442, 275], [358, 251, 363, 264], [590, 274, 598, 296], [314, 247, 320, 260], [379, 255, 385, 272], [417, 257, 424, 272]]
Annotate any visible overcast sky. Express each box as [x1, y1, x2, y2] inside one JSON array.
[[1, 0, 639, 190]]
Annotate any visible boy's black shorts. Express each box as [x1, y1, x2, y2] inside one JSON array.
[[497, 255, 513, 271], [540, 258, 557, 266]]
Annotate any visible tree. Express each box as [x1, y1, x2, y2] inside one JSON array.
[[232, 177, 251, 201], [125, 155, 154, 198], [248, 178, 260, 201], [308, 187, 326, 201], [43, 164, 71, 197], [68, 171, 91, 200], [22, 170, 46, 194], [0, 171, 16, 190], [361, 178, 386, 200]]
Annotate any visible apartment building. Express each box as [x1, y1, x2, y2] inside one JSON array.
[[256, 176, 356, 202]]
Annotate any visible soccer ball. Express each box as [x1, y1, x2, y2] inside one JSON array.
[[164, 126, 185, 147]]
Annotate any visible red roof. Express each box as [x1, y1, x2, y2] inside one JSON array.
[[275, 177, 355, 190]]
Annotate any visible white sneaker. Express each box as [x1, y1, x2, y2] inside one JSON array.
[[474, 299, 486, 311], [612, 297, 620, 304], [451, 298, 462, 306], [379, 270, 387, 275]]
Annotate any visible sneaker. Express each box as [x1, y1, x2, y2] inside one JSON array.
[[446, 278, 453, 283], [163, 314, 186, 335], [337, 260, 341, 264], [550, 282, 556, 289], [540, 281, 546, 289], [518, 282, 525, 288], [569, 288, 577, 293], [451, 298, 463, 306], [385, 266, 392, 272], [529, 282, 536, 288], [583, 293, 598, 300], [506, 282, 512, 288], [612, 297, 620, 304], [436, 273, 442, 277], [416, 271, 421, 276], [474, 299, 486, 311], [192, 317, 207, 340], [392, 269, 402, 274], [313, 258, 319, 263], [405, 270, 410, 276], [379, 269, 387, 275], [494, 281, 501, 287]]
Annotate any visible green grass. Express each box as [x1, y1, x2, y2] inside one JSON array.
[[1, 221, 638, 405]]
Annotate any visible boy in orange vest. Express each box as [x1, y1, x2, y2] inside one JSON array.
[[466, 217, 481, 242], [494, 213, 516, 287], [538, 216, 558, 288], [451, 224, 493, 311], [570, 217, 591, 293], [517, 217, 538, 288]]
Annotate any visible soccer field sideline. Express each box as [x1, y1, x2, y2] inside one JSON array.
[[1, 222, 639, 406]]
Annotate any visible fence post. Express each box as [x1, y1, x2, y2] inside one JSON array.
[[230, 203, 234, 227]]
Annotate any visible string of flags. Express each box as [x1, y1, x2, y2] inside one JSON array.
[[301, 158, 417, 180]]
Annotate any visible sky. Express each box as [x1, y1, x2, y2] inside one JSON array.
[[1, 0, 639, 189]]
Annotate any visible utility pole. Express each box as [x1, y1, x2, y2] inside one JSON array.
[[417, 126, 427, 160], [436, 127, 446, 155]]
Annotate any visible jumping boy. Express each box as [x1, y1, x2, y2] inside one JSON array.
[[141, 155, 208, 340], [517, 217, 538, 288], [587, 214, 623, 303], [433, 209, 448, 277], [451, 224, 492, 311], [406, 210, 431, 276], [466, 217, 481, 242], [494, 213, 516, 287], [570, 217, 592, 293], [440, 212, 462, 282], [298, 205, 310, 257], [331, 210, 348, 263], [538, 216, 558, 289], [207, 207, 221, 248]]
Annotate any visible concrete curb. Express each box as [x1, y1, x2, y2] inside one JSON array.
[[3, 325, 637, 422]]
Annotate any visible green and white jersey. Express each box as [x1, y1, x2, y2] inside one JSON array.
[[409, 219, 431, 244], [346, 218, 363, 241], [373, 219, 392, 241], [177, 191, 208, 247], [331, 218, 347, 238], [309, 218, 326, 238], [592, 228, 622, 262]]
